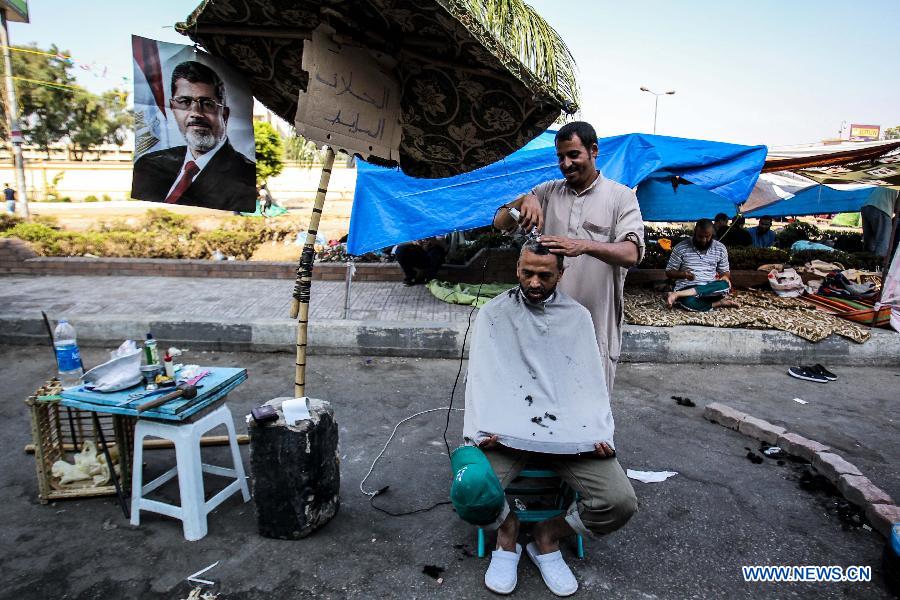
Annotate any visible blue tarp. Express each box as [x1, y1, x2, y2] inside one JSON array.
[[347, 132, 767, 255], [743, 185, 880, 218]]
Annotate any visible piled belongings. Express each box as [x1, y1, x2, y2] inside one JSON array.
[[801, 271, 890, 328], [818, 271, 877, 301], [767, 268, 804, 298]]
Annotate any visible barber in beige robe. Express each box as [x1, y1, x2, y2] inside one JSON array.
[[494, 121, 645, 396]]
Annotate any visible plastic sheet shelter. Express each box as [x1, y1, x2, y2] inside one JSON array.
[[347, 132, 767, 255]]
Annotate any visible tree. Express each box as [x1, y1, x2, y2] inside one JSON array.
[[0, 44, 76, 155], [1, 44, 131, 159], [885, 126, 900, 140], [254, 121, 284, 183], [68, 90, 132, 160], [284, 132, 323, 167]]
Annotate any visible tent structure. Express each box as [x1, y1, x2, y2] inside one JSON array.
[[347, 132, 767, 255], [629, 140, 900, 221]]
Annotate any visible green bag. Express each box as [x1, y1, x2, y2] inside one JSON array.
[[450, 445, 506, 526]]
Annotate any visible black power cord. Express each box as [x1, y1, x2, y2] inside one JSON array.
[[368, 207, 509, 517]]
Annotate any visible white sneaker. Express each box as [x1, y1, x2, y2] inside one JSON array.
[[526, 541, 578, 597], [484, 543, 522, 594]]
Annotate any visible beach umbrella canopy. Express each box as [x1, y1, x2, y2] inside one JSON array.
[[176, 0, 579, 178]]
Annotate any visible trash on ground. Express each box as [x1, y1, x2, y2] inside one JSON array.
[[745, 450, 764, 464], [182, 588, 219, 600], [671, 396, 696, 407], [51, 440, 113, 486], [762, 445, 785, 458], [626, 469, 678, 483], [186, 561, 219, 586], [792, 398, 808, 404], [422, 565, 445, 579]]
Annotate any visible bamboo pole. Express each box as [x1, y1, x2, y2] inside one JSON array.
[[292, 147, 336, 397]]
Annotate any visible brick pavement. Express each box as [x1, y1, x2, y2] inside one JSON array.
[[0, 275, 477, 323]]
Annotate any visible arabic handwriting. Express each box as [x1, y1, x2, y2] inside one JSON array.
[[315, 71, 337, 89], [324, 110, 385, 140], [328, 70, 389, 110]]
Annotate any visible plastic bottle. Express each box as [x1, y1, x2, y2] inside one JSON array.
[[144, 333, 160, 366], [53, 319, 84, 388]]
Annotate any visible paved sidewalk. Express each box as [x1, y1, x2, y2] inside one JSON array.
[[0, 275, 475, 323], [1, 274, 898, 363]]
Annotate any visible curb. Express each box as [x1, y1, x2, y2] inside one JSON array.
[[703, 402, 900, 538], [0, 315, 473, 359], [1, 315, 898, 364]]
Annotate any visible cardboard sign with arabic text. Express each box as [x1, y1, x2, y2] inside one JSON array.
[[295, 25, 402, 161]]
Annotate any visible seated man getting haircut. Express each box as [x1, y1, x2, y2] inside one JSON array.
[[455, 240, 637, 597], [665, 219, 738, 311]]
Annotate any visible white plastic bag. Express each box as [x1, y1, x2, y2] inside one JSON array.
[[82, 347, 143, 392], [768, 268, 804, 298]]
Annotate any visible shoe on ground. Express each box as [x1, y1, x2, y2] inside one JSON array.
[[787, 366, 828, 383], [485, 543, 521, 595], [402, 278, 415, 287], [525, 541, 578, 597], [811, 364, 837, 381]]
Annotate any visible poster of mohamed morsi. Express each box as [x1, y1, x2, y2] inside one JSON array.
[[131, 35, 256, 212]]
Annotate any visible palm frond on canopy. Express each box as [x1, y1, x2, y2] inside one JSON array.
[[457, 0, 579, 110], [177, 0, 580, 177]]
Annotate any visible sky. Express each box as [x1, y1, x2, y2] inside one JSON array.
[[7, 0, 900, 148]]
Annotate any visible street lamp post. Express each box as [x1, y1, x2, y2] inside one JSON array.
[[639, 87, 675, 134], [1, 8, 29, 217]]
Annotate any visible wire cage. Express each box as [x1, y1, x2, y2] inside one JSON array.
[[26, 379, 135, 503]]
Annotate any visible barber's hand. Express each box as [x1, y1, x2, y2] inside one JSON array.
[[540, 235, 586, 257], [594, 442, 616, 458], [683, 270, 695, 281], [478, 435, 499, 450], [518, 194, 544, 231]]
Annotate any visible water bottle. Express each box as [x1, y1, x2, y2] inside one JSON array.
[[54, 319, 83, 388]]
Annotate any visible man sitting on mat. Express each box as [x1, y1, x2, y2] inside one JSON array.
[[665, 219, 739, 311], [455, 240, 637, 597]]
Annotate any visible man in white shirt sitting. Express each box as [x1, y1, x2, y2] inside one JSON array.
[[460, 240, 637, 597]]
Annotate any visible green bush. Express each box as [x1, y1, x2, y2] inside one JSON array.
[[725, 247, 791, 270], [826, 230, 864, 253], [0, 213, 22, 233], [645, 225, 692, 242], [775, 221, 821, 249], [101, 194, 112, 202], [641, 243, 671, 269], [788, 249, 882, 271], [638, 243, 877, 272], [83, 195, 99, 202]]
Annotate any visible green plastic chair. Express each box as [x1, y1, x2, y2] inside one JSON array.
[[477, 468, 585, 559]]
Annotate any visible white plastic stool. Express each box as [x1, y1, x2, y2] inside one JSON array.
[[130, 404, 250, 541]]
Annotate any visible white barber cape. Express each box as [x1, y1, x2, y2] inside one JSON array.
[[463, 288, 615, 454]]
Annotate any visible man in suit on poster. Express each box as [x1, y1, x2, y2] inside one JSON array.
[[132, 61, 256, 212]]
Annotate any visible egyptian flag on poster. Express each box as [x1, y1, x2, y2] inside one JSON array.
[[130, 35, 258, 212]]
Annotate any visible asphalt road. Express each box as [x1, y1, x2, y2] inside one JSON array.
[[1, 345, 895, 599]]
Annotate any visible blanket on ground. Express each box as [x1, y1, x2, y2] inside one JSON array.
[[624, 288, 870, 343]]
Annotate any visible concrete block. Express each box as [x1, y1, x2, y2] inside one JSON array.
[[702, 402, 749, 430], [865, 503, 900, 538], [812, 452, 863, 483], [737, 415, 786, 444], [838, 474, 893, 508], [776, 432, 830, 463]]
